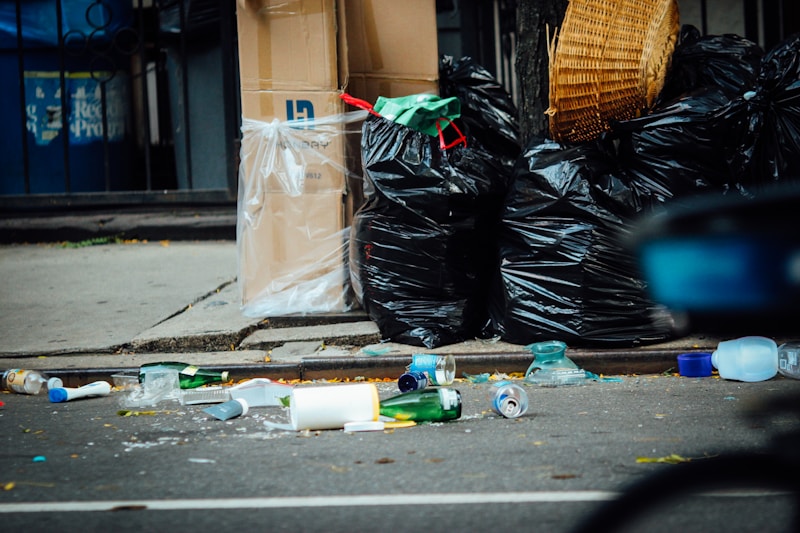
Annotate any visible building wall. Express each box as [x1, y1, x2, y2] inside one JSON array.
[[678, 0, 746, 37]]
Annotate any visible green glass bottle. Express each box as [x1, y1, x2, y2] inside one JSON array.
[[379, 388, 462, 422], [139, 362, 230, 389]]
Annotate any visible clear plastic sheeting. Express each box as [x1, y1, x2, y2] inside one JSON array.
[[237, 111, 367, 317]]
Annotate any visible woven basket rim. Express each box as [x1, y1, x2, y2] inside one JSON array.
[[547, 0, 680, 144]]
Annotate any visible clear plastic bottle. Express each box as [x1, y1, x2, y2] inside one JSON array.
[[379, 388, 461, 422], [711, 336, 778, 382], [778, 342, 800, 379], [489, 381, 529, 418], [2, 369, 63, 395], [409, 354, 456, 386]]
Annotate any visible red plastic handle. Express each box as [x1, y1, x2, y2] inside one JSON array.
[[437, 118, 467, 150], [339, 93, 381, 116]]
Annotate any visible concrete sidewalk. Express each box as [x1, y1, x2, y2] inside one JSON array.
[[0, 221, 721, 385]]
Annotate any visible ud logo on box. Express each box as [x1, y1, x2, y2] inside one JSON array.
[[286, 99, 315, 122]]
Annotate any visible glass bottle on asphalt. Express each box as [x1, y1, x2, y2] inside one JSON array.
[[379, 388, 461, 422], [2, 369, 63, 395], [139, 362, 230, 389], [489, 381, 529, 418]]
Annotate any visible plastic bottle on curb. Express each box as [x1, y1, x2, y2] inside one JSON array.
[[409, 354, 456, 386], [2, 369, 63, 395], [778, 342, 800, 379], [489, 381, 529, 418], [379, 388, 461, 422], [711, 336, 778, 382], [139, 362, 230, 389]]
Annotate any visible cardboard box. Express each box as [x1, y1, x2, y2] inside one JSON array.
[[235, 0, 440, 315], [239, 191, 348, 313], [237, 0, 340, 91], [240, 89, 345, 122], [240, 90, 347, 193], [342, 0, 439, 80], [345, 74, 440, 107]]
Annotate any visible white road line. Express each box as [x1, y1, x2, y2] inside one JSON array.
[[0, 489, 787, 514], [0, 491, 617, 513]]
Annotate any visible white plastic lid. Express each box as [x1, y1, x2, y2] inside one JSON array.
[[343, 421, 385, 432], [234, 398, 249, 417], [47, 377, 63, 390]]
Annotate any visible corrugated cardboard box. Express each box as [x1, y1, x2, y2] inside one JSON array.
[[343, 0, 440, 80], [236, 0, 440, 315], [345, 74, 439, 108], [239, 90, 347, 193], [236, 0, 339, 91], [238, 191, 348, 314]]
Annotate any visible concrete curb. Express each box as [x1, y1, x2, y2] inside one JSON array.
[[8, 348, 690, 388]]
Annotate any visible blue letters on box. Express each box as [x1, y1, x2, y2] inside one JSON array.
[[286, 99, 315, 122]]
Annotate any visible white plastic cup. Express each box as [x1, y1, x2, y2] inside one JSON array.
[[711, 336, 778, 382], [290, 383, 379, 430]]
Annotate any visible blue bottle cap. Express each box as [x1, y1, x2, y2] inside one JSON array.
[[677, 352, 713, 377], [48, 388, 69, 403]]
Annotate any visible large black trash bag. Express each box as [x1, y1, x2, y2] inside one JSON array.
[[351, 114, 509, 348], [658, 25, 764, 104], [729, 33, 800, 187], [493, 138, 675, 346], [439, 55, 521, 166], [614, 88, 747, 204]]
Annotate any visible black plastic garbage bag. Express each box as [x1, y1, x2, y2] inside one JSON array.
[[439, 55, 521, 165], [658, 25, 764, 104], [614, 88, 746, 204], [729, 34, 800, 186], [351, 113, 509, 348], [493, 138, 674, 346]]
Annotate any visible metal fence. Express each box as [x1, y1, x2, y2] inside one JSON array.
[[0, 0, 240, 209]]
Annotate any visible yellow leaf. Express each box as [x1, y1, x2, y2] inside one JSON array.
[[3, 482, 15, 491], [636, 454, 690, 464]]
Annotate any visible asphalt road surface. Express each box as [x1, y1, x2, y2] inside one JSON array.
[[1, 375, 799, 532]]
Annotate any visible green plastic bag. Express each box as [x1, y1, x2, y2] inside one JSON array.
[[372, 94, 461, 137]]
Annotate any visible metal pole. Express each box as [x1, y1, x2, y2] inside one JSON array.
[[14, 0, 31, 194], [55, 0, 71, 193]]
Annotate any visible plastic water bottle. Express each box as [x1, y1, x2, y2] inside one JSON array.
[[711, 336, 778, 382], [778, 342, 800, 379], [409, 354, 456, 386], [2, 369, 63, 395], [489, 381, 529, 418]]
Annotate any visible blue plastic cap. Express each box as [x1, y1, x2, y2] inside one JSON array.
[[677, 352, 713, 377], [48, 388, 68, 403]]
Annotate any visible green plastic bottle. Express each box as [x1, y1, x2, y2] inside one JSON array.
[[379, 388, 462, 422], [139, 362, 230, 389]]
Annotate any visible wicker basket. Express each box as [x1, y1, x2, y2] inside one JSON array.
[[547, 0, 680, 144]]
